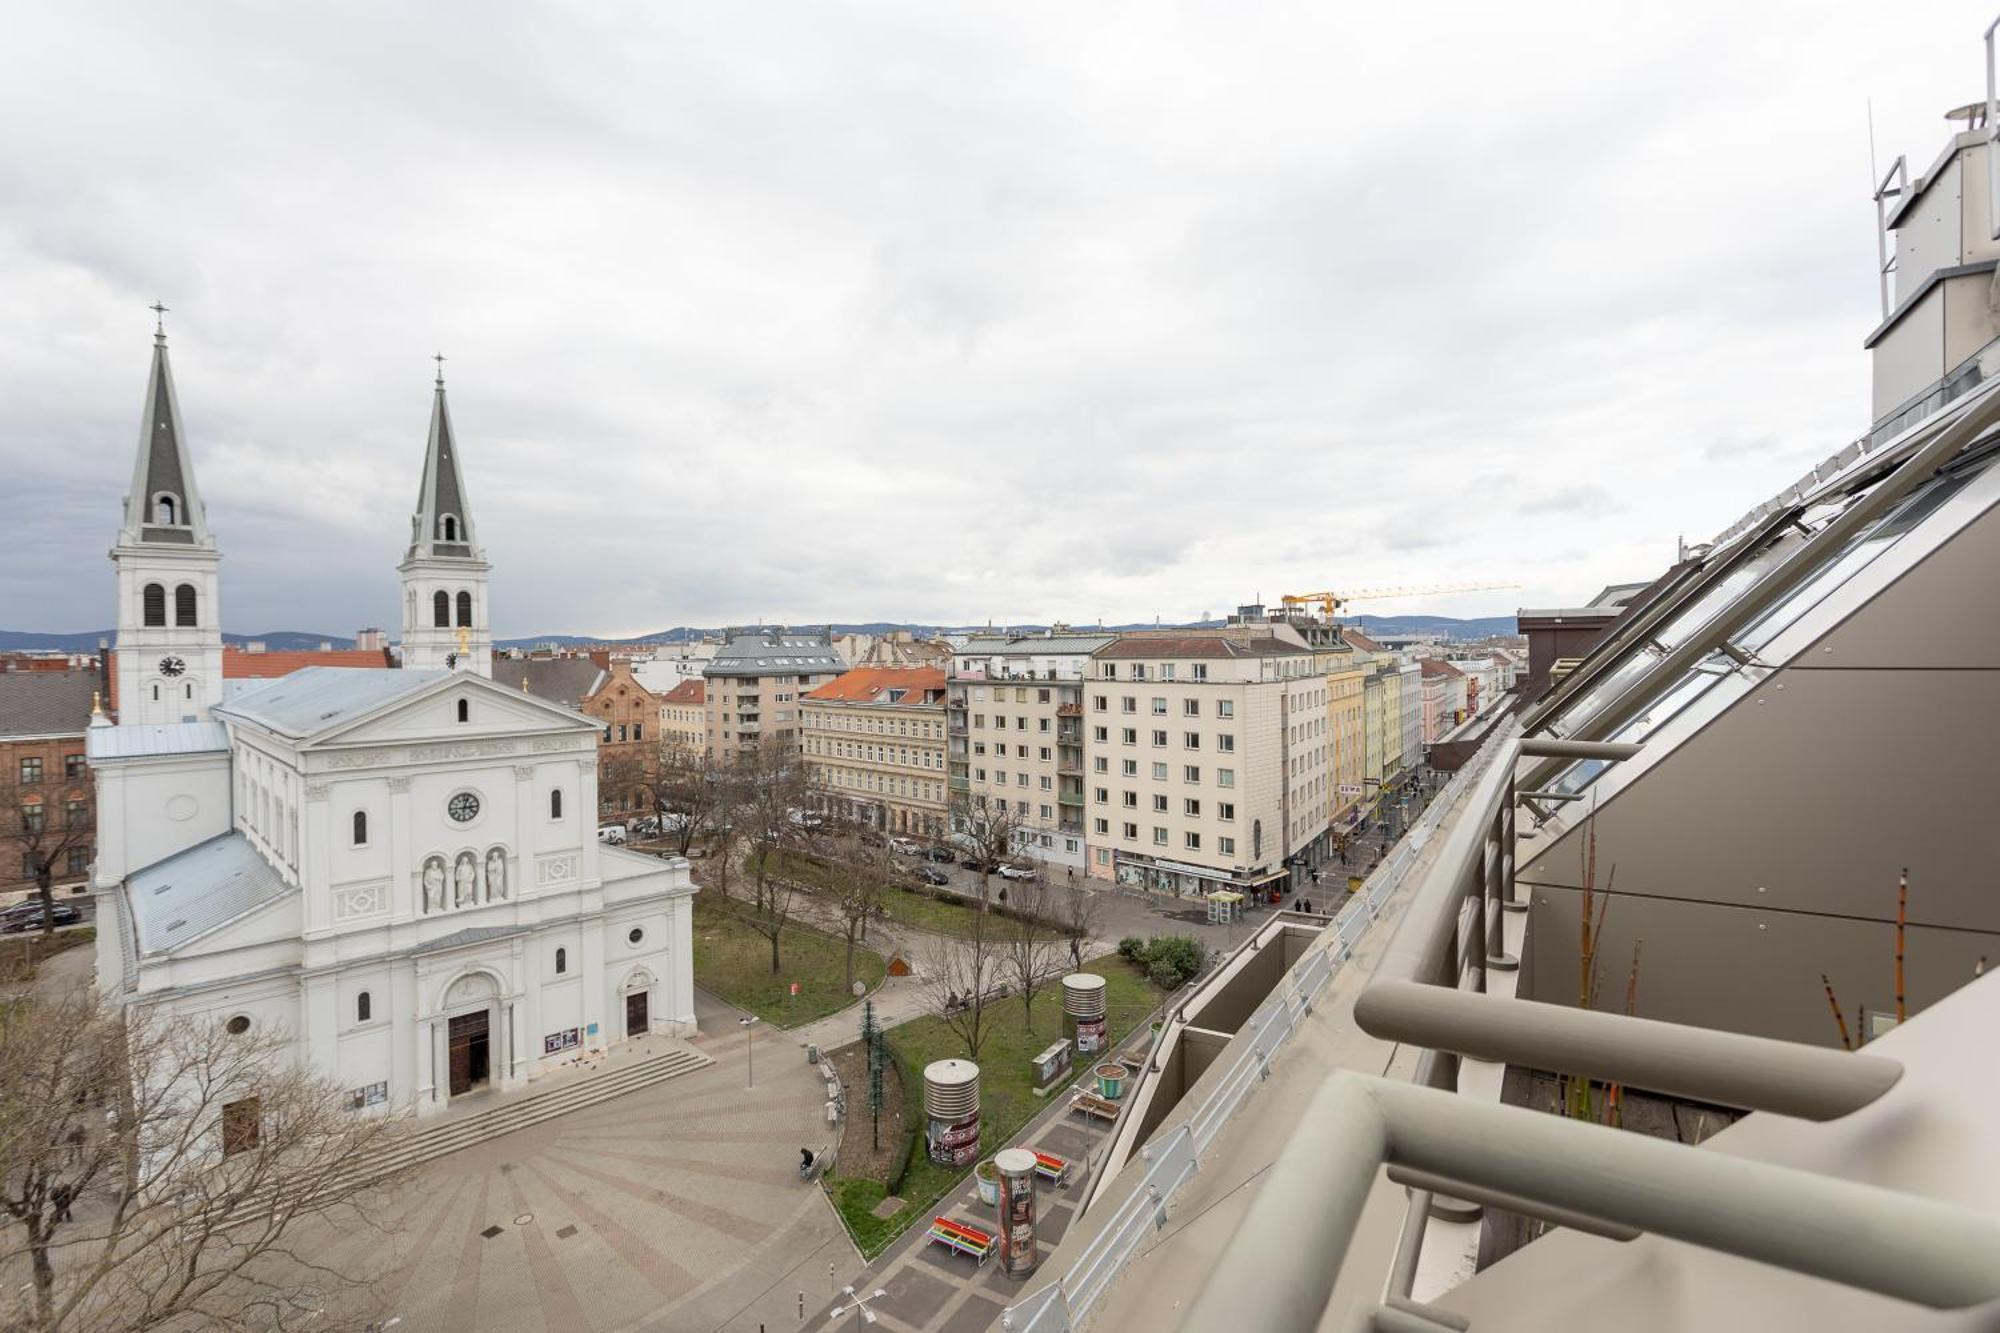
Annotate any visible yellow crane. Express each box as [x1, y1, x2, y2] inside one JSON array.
[[1278, 581, 1520, 620]]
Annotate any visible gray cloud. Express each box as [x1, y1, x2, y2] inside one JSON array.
[[0, 3, 1974, 637]]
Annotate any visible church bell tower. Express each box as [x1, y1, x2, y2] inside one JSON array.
[[397, 359, 492, 676], [110, 308, 224, 725]]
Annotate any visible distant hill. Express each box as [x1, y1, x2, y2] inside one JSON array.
[[3, 613, 1517, 656]]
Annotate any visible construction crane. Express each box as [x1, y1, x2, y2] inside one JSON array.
[[1278, 581, 1520, 620]]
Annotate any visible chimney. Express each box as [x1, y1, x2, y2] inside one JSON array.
[[247, 641, 266, 654], [318, 640, 333, 652]]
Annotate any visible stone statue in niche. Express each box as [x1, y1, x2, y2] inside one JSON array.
[[453, 852, 478, 909], [422, 857, 446, 914], [485, 848, 507, 901]]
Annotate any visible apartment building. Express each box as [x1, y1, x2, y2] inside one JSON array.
[[1327, 664, 1367, 835], [702, 627, 843, 765], [801, 666, 949, 837], [1085, 633, 1331, 898], [946, 632, 1113, 874], [0, 669, 100, 897], [1419, 657, 1465, 741], [658, 678, 706, 755]]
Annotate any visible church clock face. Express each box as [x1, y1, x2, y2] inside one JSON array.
[[447, 791, 481, 823], [445, 652, 459, 670], [158, 655, 186, 678]]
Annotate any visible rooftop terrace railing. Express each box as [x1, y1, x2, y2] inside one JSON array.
[[1179, 733, 2000, 1333], [998, 748, 1500, 1332]]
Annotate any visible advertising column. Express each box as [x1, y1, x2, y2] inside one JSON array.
[[994, 1147, 1039, 1277]]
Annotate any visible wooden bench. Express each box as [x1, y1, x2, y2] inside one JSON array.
[[1070, 1091, 1121, 1123], [1032, 1150, 1072, 1187], [927, 1215, 995, 1265]]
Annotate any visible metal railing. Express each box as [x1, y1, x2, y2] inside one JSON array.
[[1176, 731, 2000, 1333], [998, 754, 1500, 1332]]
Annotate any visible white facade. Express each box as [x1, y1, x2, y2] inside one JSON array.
[[90, 340, 695, 1121]]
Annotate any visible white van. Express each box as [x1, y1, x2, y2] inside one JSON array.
[[597, 824, 628, 845]]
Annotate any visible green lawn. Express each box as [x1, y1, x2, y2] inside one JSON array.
[[875, 884, 982, 935], [826, 954, 1160, 1256], [691, 901, 884, 1029]]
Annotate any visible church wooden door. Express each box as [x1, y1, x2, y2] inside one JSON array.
[[626, 990, 648, 1037], [448, 1010, 490, 1096]]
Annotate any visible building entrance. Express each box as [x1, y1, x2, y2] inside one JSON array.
[[626, 990, 649, 1037], [448, 1009, 491, 1096]]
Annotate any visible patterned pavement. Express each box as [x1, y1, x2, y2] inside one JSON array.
[[311, 992, 861, 1333]]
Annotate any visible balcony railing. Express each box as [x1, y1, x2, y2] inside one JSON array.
[[1003, 724, 2000, 1331], [1056, 702, 1082, 717], [949, 776, 969, 793], [1056, 790, 1084, 807]]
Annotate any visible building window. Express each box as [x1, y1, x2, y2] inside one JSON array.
[[65, 848, 88, 875], [1218, 700, 1235, 719], [1219, 802, 1236, 821], [64, 754, 85, 780], [1152, 763, 1167, 780], [1151, 730, 1167, 747], [628, 927, 644, 945], [1122, 791, 1137, 808], [1122, 728, 1136, 745], [1219, 836, 1235, 855], [1218, 768, 1235, 788], [617, 724, 627, 742], [1184, 765, 1199, 782], [555, 947, 567, 974], [1093, 818, 1109, 834], [154, 493, 179, 525], [1193, 664, 1208, 682], [550, 789, 563, 819], [1186, 832, 1201, 851], [1185, 798, 1201, 817], [1151, 698, 1166, 715], [456, 591, 473, 627], [142, 583, 166, 627], [1217, 734, 1236, 753], [1093, 757, 1108, 773], [224, 1015, 252, 1036], [356, 991, 372, 1023], [1183, 699, 1199, 717], [433, 590, 450, 627], [351, 811, 367, 845], [175, 583, 197, 627], [634, 723, 644, 741], [1152, 794, 1168, 813], [221, 1096, 261, 1157], [1153, 826, 1168, 845], [457, 699, 470, 723], [1122, 697, 1136, 713], [1184, 732, 1200, 749], [18, 757, 41, 784], [1093, 695, 1107, 711], [442, 514, 458, 541], [1122, 822, 1138, 839]]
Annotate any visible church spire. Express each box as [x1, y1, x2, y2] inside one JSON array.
[[398, 358, 492, 677], [119, 304, 212, 549], [407, 355, 479, 561]]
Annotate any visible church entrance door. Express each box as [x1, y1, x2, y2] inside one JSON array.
[[626, 990, 649, 1037], [448, 1010, 491, 1097]]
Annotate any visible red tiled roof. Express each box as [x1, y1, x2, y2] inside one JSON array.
[[1341, 631, 1385, 653], [661, 678, 705, 705], [1420, 658, 1464, 678], [805, 666, 947, 704], [1093, 636, 1305, 659]]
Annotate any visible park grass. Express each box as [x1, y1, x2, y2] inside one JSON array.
[[874, 884, 981, 935], [825, 953, 1161, 1257], [691, 900, 884, 1029]]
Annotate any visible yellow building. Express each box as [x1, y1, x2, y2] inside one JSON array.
[[1326, 665, 1367, 833]]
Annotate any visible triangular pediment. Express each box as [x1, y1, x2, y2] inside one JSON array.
[[306, 672, 596, 752]]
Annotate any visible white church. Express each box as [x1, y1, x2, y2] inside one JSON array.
[[88, 325, 697, 1119]]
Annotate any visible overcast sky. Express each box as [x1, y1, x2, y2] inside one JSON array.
[[0, 3, 1985, 638]]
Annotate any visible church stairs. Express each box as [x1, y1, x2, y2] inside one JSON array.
[[234, 1045, 713, 1221]]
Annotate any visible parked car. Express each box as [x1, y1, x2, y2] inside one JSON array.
[[786, 808, 825, 830], [0, 901, 81, 933], [629, 816, 660, 838], [889, 836, 921, 855], [997, 862, 1038, 881], [597, 824, 628, 845], [924, 845, 956, 864], [917, 865, 951, 886]]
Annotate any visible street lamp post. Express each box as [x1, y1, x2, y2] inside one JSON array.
[[739, 1015, 760, 1088], [830, 1285, 889, 1327]]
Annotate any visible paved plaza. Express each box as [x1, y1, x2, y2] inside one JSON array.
[[312, 989, 868, 1333]]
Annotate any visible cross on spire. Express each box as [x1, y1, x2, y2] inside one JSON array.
[[433, 351, 446, 387], [150, 302, 169, 342]]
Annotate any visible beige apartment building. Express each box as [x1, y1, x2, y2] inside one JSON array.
[[1084, 631, 1331, 899], [947, 632, 1114, 874], [800, 666, 949, 836], [658, 678, 705, 756], [702, 627, 843, 765]]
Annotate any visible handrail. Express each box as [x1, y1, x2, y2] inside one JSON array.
[[1183, 1073, 2000, 1333], [999, 755, 1498, 1331]]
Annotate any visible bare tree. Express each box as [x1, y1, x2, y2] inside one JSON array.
[[0, 990, 407, 1332], [597, 749, 650, 828], [919, 909, 1002, 1060], [1, 756, 92, 939], [653, 737, 721, 855], [728, 738, 811, 973], [1061, 880, 1104, 971], [1003, 875, 1064, 1028], [807, 814, 890, 992], [948, 792, 1020, 912]]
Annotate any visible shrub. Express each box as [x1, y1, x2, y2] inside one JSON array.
[[1149, 935, 1204, 987], [1117, 936, 1148, 964], [1147, 959, 1183, 990]]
